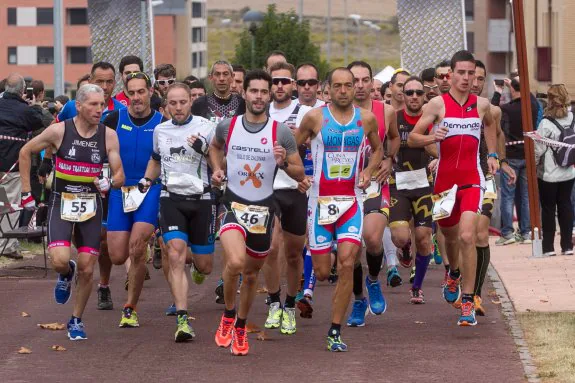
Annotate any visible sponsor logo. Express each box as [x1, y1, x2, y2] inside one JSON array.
[[72, 139, 98, 148], [120, 124, 132, 131], [91, 153, 101, 164], [169, 226, 179, 231], [231, 145, 270, 154], [325, 134, 362, 147], [348, 226, 358, 233], [357, 120, 363, 127], [261, 137, 268, 145], [466, 103, 477, 112], [317, 235, 327, 243], [68, 147, 76, 158], [443, 121, 481, 130], [239, 163, 264, 188]]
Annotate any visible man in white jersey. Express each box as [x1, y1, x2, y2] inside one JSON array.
[[296, 63, 325, 108], [139, 82, 217, 342], [210, 70, 305, 356]]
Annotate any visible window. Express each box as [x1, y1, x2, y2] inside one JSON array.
[[466, 32, 475, 53], [192, 27, 203, 43], [465, 0, 474, 21], [8, 47, 17, 64], [192, 2, 203, 18], [192, 52, 199, 68], [200, 51, 206, 67], [37, 47, 54, 64], [7, 8, 16, 25], [68, 47, 92, 64], [67, 8, 88, 25], [37, 8, 54, 25]]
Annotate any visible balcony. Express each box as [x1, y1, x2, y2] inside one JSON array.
[[488, 19, 511, 52]]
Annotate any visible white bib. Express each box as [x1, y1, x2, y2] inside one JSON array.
[[484, 175, 497, 199], [318, 196, 356, 225], [432, 185, 458, 221], [166, 171, 205, 195], [121, 186, 149, 213], [60, 192, 97, 222], [361, 179, 381, 202], [231, 202, 270, 234], [395, 168, 429, 190]]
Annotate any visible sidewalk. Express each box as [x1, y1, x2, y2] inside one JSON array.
[[489, 236, 575, 312]]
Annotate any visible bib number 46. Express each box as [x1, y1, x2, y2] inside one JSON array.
[[240, 212, 260, 225]]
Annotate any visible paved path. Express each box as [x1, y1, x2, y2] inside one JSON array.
[[0, 246, 525, 383]]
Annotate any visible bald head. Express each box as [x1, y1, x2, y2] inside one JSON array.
[[4, 73, 25, 96]]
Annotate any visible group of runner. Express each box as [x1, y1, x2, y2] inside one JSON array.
[[17, 48, 516, 355]]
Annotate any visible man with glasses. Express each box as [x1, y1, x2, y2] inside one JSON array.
[[435, 60, 452, 95], [154, 64, 177, 98], [115, 55, 163, 111], [421, 67, 439, 102], [296, 63, 324, 108], [389, 69, 410, 111]]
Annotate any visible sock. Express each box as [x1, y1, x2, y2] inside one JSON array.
[[224, 308, 236, 318], [235, 317, 246, 328], [462, 293, 474, 303], [383, 227, 397, 268], [328, 323, 341, 337], [352, 263, 363, 299], [412, 253, 432, 290], [366, 248, 384, 279], [123, 304, 136, 311], [268, 289, 281, 304], [449, 268, 461, 279], [474, 246, 491, 297], [176, 310, 188, 317], [98, 283, 109, 289], [444, 264, 450, 272], [285, 294, 296, 308]]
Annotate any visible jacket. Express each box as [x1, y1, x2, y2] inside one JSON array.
[[534, 112, 575, 183], [0, 92, 44, 172], [500, 96, 539, 160]]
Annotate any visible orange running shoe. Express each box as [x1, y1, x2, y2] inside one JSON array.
[[474, 295, 486, 316], [215, 314, 234, 348], [230, 326, 249, 356], [457, 299, 477, 326]]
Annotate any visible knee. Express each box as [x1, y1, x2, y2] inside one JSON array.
[[167, 243, 186, 267], [459, 230, 476, 246], [242, 270, 258, 285], [225, 257, 245, 275], [314, 266, 329, 281], [285, 251, 301, 268], [129, 237, 148, 261], [415, 231, 432, 254], [194, 257, 213, 275], [391, 233, 409, 249], [363, 232, 382, 252], [476, 230, 489, 246], [77, 262, 95, 279], [51, 256, 69, 273], [337, 254, 355, 272]]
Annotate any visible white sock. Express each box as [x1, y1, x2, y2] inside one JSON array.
[[383, 227, 398, 269]]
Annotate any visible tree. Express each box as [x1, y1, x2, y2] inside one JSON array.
[[234, 5, 328, 77]]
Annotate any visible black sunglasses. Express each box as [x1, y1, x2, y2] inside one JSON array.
[[296, 79, 319, 87], [404, 89, 425, 96], [272, 77, 293, 86]]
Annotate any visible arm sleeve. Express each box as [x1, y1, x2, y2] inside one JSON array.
[[276, 122, 297, 155], [491, 92, 501, 106], [102, 111, 119, 130], [214, 119, 231, 146]]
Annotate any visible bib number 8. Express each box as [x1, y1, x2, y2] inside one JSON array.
[[327, 204, 338, 216]]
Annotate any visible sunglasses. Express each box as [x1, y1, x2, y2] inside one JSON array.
[[424, 84, 438, 90], [156, 78, 176, 86], [404, 89, 425, 97], [435, 73, 450, 80], [296, 79, 319, 87], [272, 77, 293, 86]]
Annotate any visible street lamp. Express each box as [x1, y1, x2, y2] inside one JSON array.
[[242, 10, 265, 69]]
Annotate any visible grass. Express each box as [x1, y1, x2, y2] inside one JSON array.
[[518, 312, 575, 382], [19, 240, 45, 255]]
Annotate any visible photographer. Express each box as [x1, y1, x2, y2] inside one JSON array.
[[29, 80, 55, 129]]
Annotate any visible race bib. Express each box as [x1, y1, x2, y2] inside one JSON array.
[[362, 179, 381, 202], [60, 192, 97, 222], [484, 175, 497, 199], [395, 168, 430, 190], [166, 172, 205, 196], [231, 202, 270, 234], [318, 196, 356, 225], [432, 185, 458, 221], [121, 186, 149, 213], [101, 163, 110, 179]]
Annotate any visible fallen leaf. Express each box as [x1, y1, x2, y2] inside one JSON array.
[[540, 299, 549, 303], [257, 331, 268, 341], [246, 322, 261, 333], [491, 300, 501, 305], [21, 312, 30, 317], [37, 323, 66, 330], [51, 345, 66, 351], [487, 289, 498, 297], [17, 347, 31, 354], [189, 316, 196, 321], [414, 321, 426, 325], [256, 287, 268, 294]]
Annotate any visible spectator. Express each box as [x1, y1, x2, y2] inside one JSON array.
[[0, 78, 6, 97], [189, 81, 206, 103], [534, 84, 575, 256], [154, 63, 176, 98], [0, 73, 44, 258], [53, 95, 69, 116], [183, 75, 199, 87], [231, 64, 246, 94], [29, 80, 54, 128]]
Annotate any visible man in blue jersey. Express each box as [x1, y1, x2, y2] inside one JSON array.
[[102, 73, 166, 328]]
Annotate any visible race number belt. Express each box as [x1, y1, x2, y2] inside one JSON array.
[[431, 185, 458, 221], [121, 186, 149, 213], [484, 175, 497, 200], [60, 192, 97, 222], [231, 202, 270, 234], [362, 179, 381, 202], [395, 168, 429, 190], [318, 196, 356, 225]]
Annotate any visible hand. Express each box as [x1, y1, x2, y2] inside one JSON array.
[[187, 134, 208, 154], [297, 176, 312, 194], [374, 158, 392, 184], [357, 171, 371, 191], [21, 192, 36, 210], [94, 176, 111, 194], [138, 177, 152, 193], [434, 127, 449, 142], [501, 162, 517, 185], [428, 158, 439, 174], [211, 169, 226, 188], [493, 81, 503, 94], [488, 157, 500, 175], [273, 141, 287, 166]]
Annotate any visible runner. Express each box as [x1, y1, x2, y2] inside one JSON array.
[[408, 50, 499, 326], [372, 78, 384, 101], [190, 82, 207, 103], [346, 61, 400, 327], [153, 64, 177, 98], [114, 55, 162, 111], [296, 63, 325, 108], [421, 67, 439, 102], [103, 72, 166, 328], [19, 84, 125, 340], [389, 69, 410, 111], [264, 50, 288, 71], [210, 69, 305, 355], [139, 82, 217, 342], [435, 60, 452, 95], [296, 67, 383, 351], [231, 65, 246, 95]]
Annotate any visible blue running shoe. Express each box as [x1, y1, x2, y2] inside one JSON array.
[[165, 303, 177, 316], [365, 277, 386, 315], [327, 330, 348, 352], [67, 317, 87, 340], [386, 266, 402, 287], [432, 234, 442, 265], [457, 299, 477, 326], [346, 297, 368, 327], [54, 260, 76, 305], [443, 274, 461, 304]]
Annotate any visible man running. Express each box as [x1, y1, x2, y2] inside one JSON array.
[[296, 67, 383, 351], [153, 64, 177, 98], [114, 55, 162, 111], [421, 68, 439, 102], [19, 84, 125, 340], [231, 64, 246, 94], [211, 69, 305, 356], [435, 60, 452, 95], [408, 50, 499, 326], [372, 78, 384, 101], [296, 63, 325, 108], [346, 61, 400, 327], [140, 82, 217, 342], [103, 72, 166, 328]]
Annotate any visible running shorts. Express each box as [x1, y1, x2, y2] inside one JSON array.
[[363, 183, 390, 218], [274, 189, 307, 236], [435, 186, 483, 228], [389, 185, 433, 228], [107, 184, 161, 232]]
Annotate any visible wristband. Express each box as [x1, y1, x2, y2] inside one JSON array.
[[488, 153, 499, 159], [500, 158, 509, 165]]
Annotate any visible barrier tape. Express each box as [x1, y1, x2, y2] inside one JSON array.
[[0, 135, 27, 142], [523, 131, 575, 149], [505, 140, 524, 146]]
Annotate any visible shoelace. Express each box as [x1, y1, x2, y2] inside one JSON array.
[[461, 301, 474, 316], [220, 318, 233, 336], [69, 322, 84, 332], [352, 301, 364, 316], [56, 279, 70, 291], [447, 277, 459, 293], [235, 328, 246, 346], [100, 288, 110, 301], [123, 308, 133, 318]]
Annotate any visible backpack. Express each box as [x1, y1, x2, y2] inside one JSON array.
[[546, 116, 575, 167]]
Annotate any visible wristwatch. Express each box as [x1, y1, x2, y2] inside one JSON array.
[[279, 161, 289, 170], [500, 158, 509, 165]]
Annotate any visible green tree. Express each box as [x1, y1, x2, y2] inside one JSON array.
[[234, 5, 329, 77]]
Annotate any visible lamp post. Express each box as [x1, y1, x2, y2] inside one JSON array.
[[242, 10, 265, 69]]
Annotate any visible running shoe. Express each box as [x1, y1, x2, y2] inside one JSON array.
[[495, 234, 516, 246], [409, 288, 425, 304], [474, 295, 486, 316], [457, 299, 477, 326], [386, 266, 402, 287], [54, 260, 76, 305], [441, 268, 449, 287], [346, 297, 368, 327], [265, 302, 283, 329], [97, 286, 113, 310], [119, 307, 140, 328], [409, 266, 416, 284], [174, 314, 195, 342], [165, 303, 177, 316], [280, 308, 297, 335], [67, 317, 87, 341], [399, 242, 413, 268], [562, 249, 574, 255], [190, 263, 206, 285], [432, 234, 442, 264], [516, 232, 532, 245], [230, 326, 249, 356], [152, 237, 162, 270], [296, 293, 314, 319], [215, 314, 235, 348], [327, 331, 348, 352], [452, 296, 462, 309], [215, 278, 225, 304], [365, 277, 386, 315], [443, 274, 461, 304]]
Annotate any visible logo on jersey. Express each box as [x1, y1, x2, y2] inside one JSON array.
[[68, 147, 76, 158], [239, 163, 263, 188], [91, 153, 101, 164], [120, 124, 133, 131], [466, 103, 477, 112], [261, 137, 268, 145], [348, 226, 358, 233], [317, 235, 327, 243], [165, 146, 195, 162]]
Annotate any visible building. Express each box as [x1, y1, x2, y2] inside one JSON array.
[[0, 0, 207, 96]]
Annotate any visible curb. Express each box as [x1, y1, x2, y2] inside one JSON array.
[[487, 264, 540, 383]]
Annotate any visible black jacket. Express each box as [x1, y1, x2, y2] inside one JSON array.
[[0, 92, 44, 172], [500, 96, 539, 160]]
